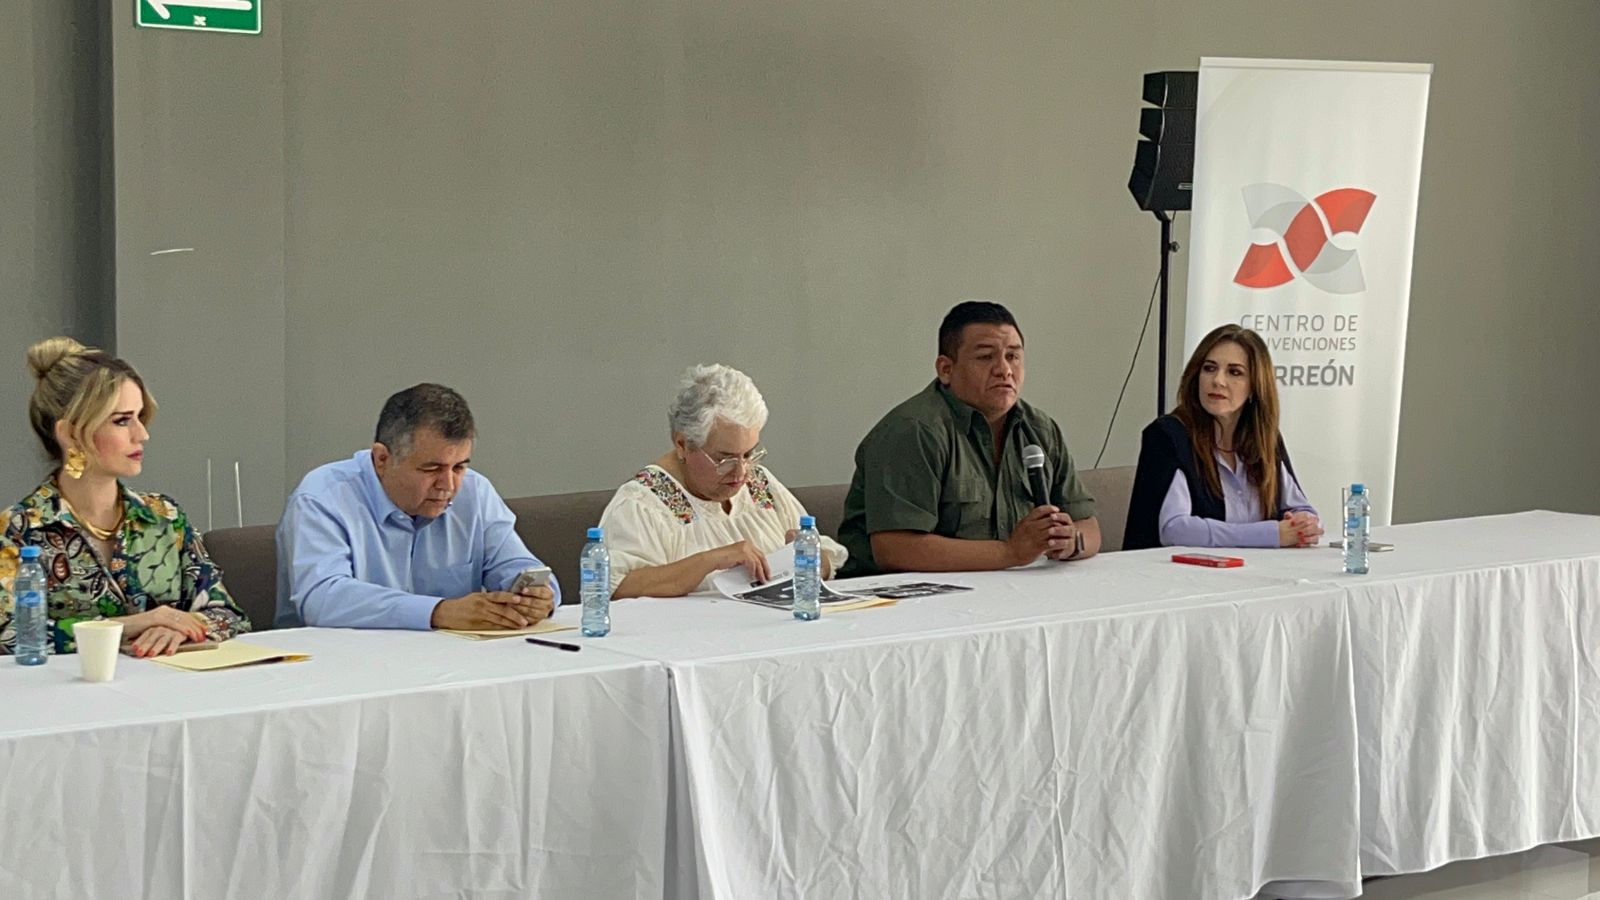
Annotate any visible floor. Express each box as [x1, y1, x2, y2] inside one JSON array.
[[1356, 839, 1600, 900]]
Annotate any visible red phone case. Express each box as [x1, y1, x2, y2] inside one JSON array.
[[1171, 553, 1245, 568]]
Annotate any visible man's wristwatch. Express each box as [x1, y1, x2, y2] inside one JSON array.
[[1065, 529, 1085, 560]]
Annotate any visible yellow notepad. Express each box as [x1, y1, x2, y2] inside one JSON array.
[[439, 620, 578, 640], [152, 641, 311, 671], [824, 597, 899, 613]]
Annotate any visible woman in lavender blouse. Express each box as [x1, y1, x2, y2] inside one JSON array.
[[1123, 324, 1324, 550]]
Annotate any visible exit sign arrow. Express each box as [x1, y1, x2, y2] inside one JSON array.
[[146, 0, 253, 18], [137, 0, 262, 34]]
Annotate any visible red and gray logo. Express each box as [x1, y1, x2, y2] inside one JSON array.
[[1234, 185, 1376, 294]]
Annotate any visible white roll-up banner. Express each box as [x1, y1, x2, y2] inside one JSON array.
[[1186, 57, 1431, 525]]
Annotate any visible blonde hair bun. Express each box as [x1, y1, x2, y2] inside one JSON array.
[[27, 336, 89, 380]]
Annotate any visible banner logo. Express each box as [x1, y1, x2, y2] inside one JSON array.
[[1233, 185, 1376, 294]]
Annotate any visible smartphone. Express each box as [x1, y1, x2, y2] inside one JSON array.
[[1172, 553, 1245, 568], [510, 566, 553, 593]]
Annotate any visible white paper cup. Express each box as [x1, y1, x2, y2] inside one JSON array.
[[73, 620, 124, 683]]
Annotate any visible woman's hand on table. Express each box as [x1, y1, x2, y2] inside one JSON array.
[[119, 606, 208, 642]]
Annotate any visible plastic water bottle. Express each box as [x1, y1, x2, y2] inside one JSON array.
[[1342, 484, 1370, 575], [793, 515, 821, 621], [13, 546, 49, 665], [579, 526, 611, 637]]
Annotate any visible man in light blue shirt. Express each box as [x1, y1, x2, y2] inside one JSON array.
[[276, 384, 560, 630]]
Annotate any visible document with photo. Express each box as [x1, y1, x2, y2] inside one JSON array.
[[725, 576, 857, 610], [843, 581, 973, 600]]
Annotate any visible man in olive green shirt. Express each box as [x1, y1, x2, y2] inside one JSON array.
[[838, 301, 1100, 577]]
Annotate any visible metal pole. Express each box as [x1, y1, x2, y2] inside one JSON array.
[[1156, 211, 1173, 416]]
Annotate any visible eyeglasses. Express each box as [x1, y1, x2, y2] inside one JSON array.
[[697, 445, 768, 475]]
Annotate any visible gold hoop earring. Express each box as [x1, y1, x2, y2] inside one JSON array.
[[63, 448, 87, 480]]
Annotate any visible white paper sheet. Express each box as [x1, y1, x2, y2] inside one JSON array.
[[708, 543, 795, 599]]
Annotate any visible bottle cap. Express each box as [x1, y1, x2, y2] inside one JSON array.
[[799, 515, 815, 529], [19, 546, 41, 560], [586, 526, 603, 540], [1350, 483, 1366, 494]]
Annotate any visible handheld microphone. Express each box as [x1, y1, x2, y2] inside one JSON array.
[[1022, 444, 1050, 508]]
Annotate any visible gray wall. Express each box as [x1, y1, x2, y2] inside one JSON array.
[[12, 1, 1600, 524], [278, 0, 1600, 524], [1, 0, 113, 504], [110, 6, 286, 532], [282, 0, 1175, 508]]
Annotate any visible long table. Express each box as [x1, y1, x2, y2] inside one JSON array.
[[1208, 511, 1600, 881], [5, 511, 1596, 899], [602, 567, 1361, 899], [596, 509, 1600, 899], [0, 629, 672, 899]]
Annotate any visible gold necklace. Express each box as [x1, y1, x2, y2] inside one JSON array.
[[61, 493, 124, 541]]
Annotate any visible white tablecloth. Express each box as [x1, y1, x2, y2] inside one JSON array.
[[1187, 510, 1600, 880], [592, 510, 1600, 900], [595, 569, 1365, 900], [9, 511, 1594, 900], [0, 628, 671, 900]]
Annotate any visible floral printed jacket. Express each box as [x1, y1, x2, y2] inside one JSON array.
[[0, 479, 250, 654]]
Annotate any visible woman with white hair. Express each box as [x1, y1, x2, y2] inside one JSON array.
[[600, 364, 846, 598]]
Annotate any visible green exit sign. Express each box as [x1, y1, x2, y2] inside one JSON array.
[[136, 0, 262, 35]]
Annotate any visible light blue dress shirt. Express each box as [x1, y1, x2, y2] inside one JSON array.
[[275, 451, 560, 629], [1158, 453, 1317, 548]]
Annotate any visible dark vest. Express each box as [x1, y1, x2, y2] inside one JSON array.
[[1122, 415, 1297, 551]]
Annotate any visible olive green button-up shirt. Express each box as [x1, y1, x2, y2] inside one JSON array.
[[838, 380, 1096, 577]]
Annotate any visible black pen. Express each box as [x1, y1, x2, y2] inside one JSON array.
[[525, 637, 581, 652]]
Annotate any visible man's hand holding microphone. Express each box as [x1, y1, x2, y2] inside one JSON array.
[[1006, 444, 1083, 565]]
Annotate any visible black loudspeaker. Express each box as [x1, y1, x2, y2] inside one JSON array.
[[1128, 71, 1197, 212]]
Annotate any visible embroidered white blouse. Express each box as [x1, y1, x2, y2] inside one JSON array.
[[597, 464, 848, 594]]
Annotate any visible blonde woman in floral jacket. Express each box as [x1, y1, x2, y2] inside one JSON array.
[[0, 338, 249, 657]]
